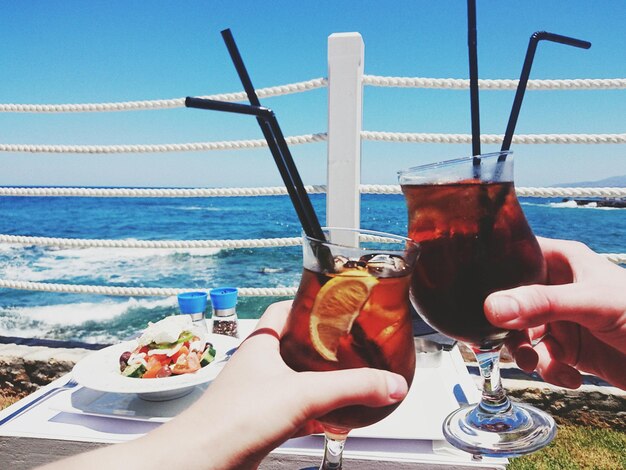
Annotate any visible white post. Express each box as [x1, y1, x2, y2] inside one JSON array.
[[326, 33, 364, 247]]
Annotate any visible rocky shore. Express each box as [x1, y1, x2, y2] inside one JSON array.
[[0, 343, 90, 397]]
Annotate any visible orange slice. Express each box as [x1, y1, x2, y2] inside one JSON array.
[[310, 271, 378, 361]]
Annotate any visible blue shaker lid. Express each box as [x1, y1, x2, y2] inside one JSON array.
[[177, 291, 208, 314], [210, 287, 238, 310]]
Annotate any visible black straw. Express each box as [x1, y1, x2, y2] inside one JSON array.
[[500, 31, 591, 158], [218, 28, 325, 242], [467, 0, 481, 166]]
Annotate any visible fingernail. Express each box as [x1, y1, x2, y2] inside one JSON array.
[[487, 294, 520, 324], [386, 374, 408, 401]]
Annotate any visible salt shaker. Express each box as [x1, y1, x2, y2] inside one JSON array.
[[177, 291, 209, 342], [210, 287, 239, 338]]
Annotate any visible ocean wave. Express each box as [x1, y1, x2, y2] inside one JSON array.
[[259, 267, 285, 274], [548, 201, 623, 210], [0, 296, 182, 343], [0, 297, 177, 327], [176, 206, 224, 212], [49, 244, 222, 260], [0, 243, 222, 283]]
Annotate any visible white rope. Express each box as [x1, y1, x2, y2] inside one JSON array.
[[0, 279, 297, 297], [0, 185, 327, 198], [0, 234, 399, 249], [361, 131, 626, 145], [0, 78, 328, 113], [516, 187, 626, 198], [1, 185, 624, 199], [363, 76, 626, 90], [0, 234, 301, 249], [3, 131, 623, 154], [0, 133, 327, 154], [2, 76, 624, 114], [604, 254, 626, 265], [361, 185, 626, 198]]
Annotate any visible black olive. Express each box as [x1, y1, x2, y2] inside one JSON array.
[[119, 351, 132, 371]]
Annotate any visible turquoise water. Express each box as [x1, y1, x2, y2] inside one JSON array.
[[0, 193, 623, 344]]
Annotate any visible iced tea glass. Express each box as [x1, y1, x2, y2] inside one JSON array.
[[398, 151, 556, 457], [280, 227, 419, 469]]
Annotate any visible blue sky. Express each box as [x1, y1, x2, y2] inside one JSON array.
[[0, 0, 624, 187]]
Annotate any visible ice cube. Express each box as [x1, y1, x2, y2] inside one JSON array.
[[333, 255, 349, 273], [361, 254, 409, 277], [333, 255, 367, 273]]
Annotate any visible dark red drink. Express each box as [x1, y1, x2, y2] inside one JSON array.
[[402, 180, 546, 347]]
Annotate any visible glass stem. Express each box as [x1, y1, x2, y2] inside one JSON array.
[[472, 344, 511, 415], [319, 434, 346, 470]]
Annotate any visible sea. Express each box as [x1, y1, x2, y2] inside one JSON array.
[[0, 193, 624, 345]]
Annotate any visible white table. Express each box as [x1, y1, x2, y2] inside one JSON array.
[[0, 320, 507, 469]]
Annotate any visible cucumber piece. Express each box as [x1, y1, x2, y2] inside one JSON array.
[[200, 346, 216, 367], [122, 363, 147, 378]]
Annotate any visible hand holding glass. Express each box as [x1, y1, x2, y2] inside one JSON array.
[[399, 151, 556, 457], [280, 227, 419, 469]]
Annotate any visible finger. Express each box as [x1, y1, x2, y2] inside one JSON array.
[[535, 237, 575, 285], [292, 420, 324, 439], [256, 300, 293, 331], [484, 283, 623, 343], [505, 330, 538, 373], [239, 300, 294, 351], [294, 368, 409, 419], [534, 336, 583, 389]]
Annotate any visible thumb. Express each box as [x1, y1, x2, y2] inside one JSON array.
[[295, 368, 408, 419], [485, 283, 625, 349]]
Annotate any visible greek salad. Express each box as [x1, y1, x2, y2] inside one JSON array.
[[119, 315, 216, 379]]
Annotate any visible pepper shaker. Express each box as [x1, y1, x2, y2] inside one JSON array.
[[210, 287, 239, 338]]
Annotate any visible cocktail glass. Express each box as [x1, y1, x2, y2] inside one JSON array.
[[398, 151, 556, 457], [280, 227, 419, 469]]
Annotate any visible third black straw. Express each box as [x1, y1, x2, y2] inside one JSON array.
[[467, 0, 481, 163]]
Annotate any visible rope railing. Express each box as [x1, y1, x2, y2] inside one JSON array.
[[362, 75, 626, 90], [0, 78, 328, 113], [361, 131, 626, 145], [0, 233, 406, 250], [0, 133, 327, 154], [2, 131, 625, 154], [0, 279, 297, 297], [360, 185, 626, 199], [0, 234, 301, 249], [1, 185, 624, 199], [0, 74, 623, 300], [1, 76, 624, 114], [0, 185, 326, 198]]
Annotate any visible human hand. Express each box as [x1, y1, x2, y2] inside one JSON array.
[[484, 237, 626, 390], [134, 300, 409, 469]]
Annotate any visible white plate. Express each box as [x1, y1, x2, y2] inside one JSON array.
[[72, 334, 241, 401]]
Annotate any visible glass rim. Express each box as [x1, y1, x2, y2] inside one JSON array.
[[397, 150, 513, 178], [303, 226, 416, 249]]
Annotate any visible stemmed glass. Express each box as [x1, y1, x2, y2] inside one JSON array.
[[398, 151, 556, 457], [280, 227, 419, 469]]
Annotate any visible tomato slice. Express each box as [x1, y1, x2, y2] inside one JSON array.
[[171, 353, 201, 375], [142, 363, 163, 379], [170, 345, 189, 364], [150, 354, 171, 366]]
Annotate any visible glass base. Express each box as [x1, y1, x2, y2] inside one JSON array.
[[443, 402, 557, 458]]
